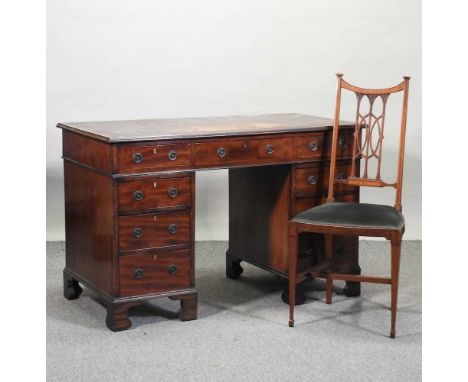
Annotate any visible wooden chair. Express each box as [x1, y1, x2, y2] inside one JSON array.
[[288, 74, 410, 338]]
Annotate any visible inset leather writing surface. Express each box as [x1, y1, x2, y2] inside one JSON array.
[[58, 113, 352, 142]]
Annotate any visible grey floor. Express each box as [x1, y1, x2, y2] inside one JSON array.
[[47, 241, 421, 382]]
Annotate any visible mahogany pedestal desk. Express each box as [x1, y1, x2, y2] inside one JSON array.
[[59, 114, 361, 331]]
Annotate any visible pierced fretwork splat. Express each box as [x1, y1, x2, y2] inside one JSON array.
[[350, 93, 389, 181]]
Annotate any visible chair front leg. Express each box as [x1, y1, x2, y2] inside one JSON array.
[[390, 238, 402, 338], [288, 223, 299, 327], [325, 234, 333, 304]]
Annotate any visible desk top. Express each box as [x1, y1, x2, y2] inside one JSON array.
[[58, 113, 352, 143]]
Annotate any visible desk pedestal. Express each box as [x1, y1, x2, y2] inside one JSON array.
[[227, 164, 361, 303]]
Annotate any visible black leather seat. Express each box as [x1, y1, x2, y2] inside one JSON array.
[[291, 202, 405, 231]]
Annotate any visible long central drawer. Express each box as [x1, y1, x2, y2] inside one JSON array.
[[193, 136, 295, 167], [118, 211, 191, 252]]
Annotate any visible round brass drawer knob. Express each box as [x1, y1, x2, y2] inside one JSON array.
[[133, 152, 143, 163], [265, 144, 274, 155], [338, 138, 347, 149], [133, 227, 143, 238], [168, 188, 178, 198], [133, 190, 144, 201], [308, 175, 317, 185], [168, 224, 177, 234], [168, 265, 177, 275], [217, 147, 226, 158], [168, 150, 177, 161], [308, 142, 318, 151], [133, 268, 144, 279]]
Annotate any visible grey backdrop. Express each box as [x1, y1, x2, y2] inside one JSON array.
[[47, 0, 421, 240]]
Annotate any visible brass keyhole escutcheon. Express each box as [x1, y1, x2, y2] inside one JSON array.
[[153, 148, 158, 154], [153, 254, 158, 260], [153, 182, 158, 188]]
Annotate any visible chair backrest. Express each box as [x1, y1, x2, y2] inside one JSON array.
[[327, 73, 410, 211]]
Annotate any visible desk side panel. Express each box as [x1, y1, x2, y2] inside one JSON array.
[[62, 130, 112, 173], [64, 161, 115, 295], [229, 165, 291, 272]]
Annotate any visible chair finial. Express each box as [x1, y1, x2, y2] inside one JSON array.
[[403, 76, 411, 80], [336, 73, 344, 78]]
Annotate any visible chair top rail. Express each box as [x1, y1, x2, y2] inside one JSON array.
[[339, 75, 409, 95]]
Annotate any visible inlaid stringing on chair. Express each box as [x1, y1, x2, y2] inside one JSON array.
[[287, 73, 410, 338]]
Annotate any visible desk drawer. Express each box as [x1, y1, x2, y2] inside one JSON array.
[[116, 143, 191, 173], [119, 249, 191, 297], [295, 131, 354, 160], [295, 133, 325, 159], [194, 136, 294, 167], [331, 131, 354, 157], [294, 162, 356, 197], [118, 176, 192, 213], [118, 211, 191, 252]]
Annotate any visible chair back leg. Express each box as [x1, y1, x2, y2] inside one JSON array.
[[288, 225, 298, 327], [390, 238, 402, 338], [325, 234, 334, 304]]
